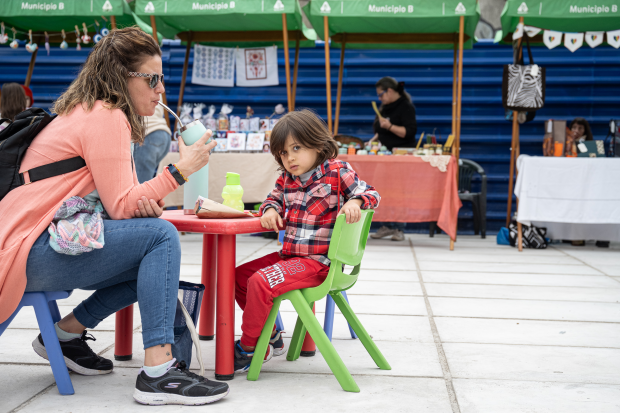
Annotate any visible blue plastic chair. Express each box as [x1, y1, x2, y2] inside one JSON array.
[[0, 291, 75, 395]]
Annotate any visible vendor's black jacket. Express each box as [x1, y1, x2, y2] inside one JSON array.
[[372, 96, 417, 151]]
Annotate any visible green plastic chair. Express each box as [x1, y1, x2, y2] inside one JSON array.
[[247, 210, 391, 392]]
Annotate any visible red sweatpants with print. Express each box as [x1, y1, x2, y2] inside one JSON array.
[[235, 252, 329, 347]]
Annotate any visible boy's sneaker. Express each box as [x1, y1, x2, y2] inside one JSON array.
[[270, 330, 286, 356], [234, 340, 273, 373], [32, 331, 113, 376], [134, 359, 229, 406]]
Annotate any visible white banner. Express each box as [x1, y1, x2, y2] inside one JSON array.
[[235, 46, 279, 87], [608, 30, 620, 49], [512, 22, 524, 40], [564, 33, 584, 53], [585, 31, 604, 48], [543, 30, 562, 49], [191, 45, 235, 87], [524, 26, 541, 38]]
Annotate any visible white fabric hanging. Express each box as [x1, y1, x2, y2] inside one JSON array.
[[585, 31, 604, 48], [543, 30, 562, 49], [607, 30, 620, 49], [524, 26, 541, 38], [191, 44, 235, 87], [512, 22, 524, 40], [235, 46, 279, 87], [564, 33, 584, 53]]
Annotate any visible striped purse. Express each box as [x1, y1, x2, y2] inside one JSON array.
[[502, 37, 546, 112]]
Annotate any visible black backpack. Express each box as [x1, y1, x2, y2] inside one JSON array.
[[0, 108, 86, 202]]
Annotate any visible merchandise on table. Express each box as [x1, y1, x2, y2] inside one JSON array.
[[227, 133, 246, 151]]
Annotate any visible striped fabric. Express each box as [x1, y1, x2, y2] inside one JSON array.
[[505, 64, 544, 109], [260, 159, 380, 266]]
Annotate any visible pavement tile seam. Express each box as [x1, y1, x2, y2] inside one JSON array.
[[424, 296, 620, 304], [553, 245, 620, 284], [436, 342, 620, 350], [419, 269, 605, 276], [423, 281, 620, 289], [433, 315, 620, 324]]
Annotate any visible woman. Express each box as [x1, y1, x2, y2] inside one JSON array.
[[569, 117, 593, 142], [0, 27, 227, 405], [369, 77, 417, 242], [0, 82, 27, 129]]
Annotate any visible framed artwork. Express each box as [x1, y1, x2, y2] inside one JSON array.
[[246, 133, 265, 151], [226, 133, 246, 151], [213, 138, 228, 152]]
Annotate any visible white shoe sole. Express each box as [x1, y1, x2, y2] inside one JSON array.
[[273, 344, 287, 356], [32, 337, 113, 376], [133, 388, 229, 406]]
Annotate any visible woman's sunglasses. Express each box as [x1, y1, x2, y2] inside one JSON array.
[[377, 90, 387, 98], [127, 72, 164, 89]]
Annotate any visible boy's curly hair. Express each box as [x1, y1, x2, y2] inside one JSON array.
[[270, 109, 339, 171]]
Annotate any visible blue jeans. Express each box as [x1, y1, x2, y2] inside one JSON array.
[[386, 222, 406, 231], [26, 218, 181, 349], [133, 130, 171, 184]]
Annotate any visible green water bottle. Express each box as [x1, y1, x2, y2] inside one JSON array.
[[222, 172, 244, 212]]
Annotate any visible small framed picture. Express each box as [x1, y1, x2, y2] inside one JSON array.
[[262, 141, 271, 153], [227, 133, 246, 151], [259, 119, 270, 131], [213, 138, 228, 152], [246, 133, 265, 151]]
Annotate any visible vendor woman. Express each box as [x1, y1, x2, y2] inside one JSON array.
[[370, 77, 417, 242]]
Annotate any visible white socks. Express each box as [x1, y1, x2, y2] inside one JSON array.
[[143, 358, 176, 378], [54, 322, 82, 341]]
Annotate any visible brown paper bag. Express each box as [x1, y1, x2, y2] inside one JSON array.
[[194, 196, 254, 219]]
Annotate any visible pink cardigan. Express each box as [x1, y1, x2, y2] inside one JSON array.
[[0, 101, 179, 323]]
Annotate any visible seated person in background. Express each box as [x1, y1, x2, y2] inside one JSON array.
[[133, 99, 172, 183], [21, 85, 34, 109], [569, 117, 593, 143], [0, 82, 27, 130], [370, 77, 417, 242]]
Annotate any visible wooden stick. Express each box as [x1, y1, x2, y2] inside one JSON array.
[[323, 16, 332, 133], [451, 15, 465, 249], [25, 48, 38, 87], [149, 15, 171, 130], [517, 221, 523, 252], [334, 35, 346, 136], [282, 14, 293, 113], [176, 31, 193, 132], [415, 132, 425, 149], [292, 38, 300, 109], [371, 101, 382, 119], [110, 16, 117, 30], [452, 39, 457, 136]]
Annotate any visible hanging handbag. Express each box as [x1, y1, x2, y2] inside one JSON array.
[[502, 37, 546, 111]]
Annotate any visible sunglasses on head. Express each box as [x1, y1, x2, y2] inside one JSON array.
[[127, 72, 164, 88]]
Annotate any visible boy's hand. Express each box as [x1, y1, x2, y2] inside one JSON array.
[[338, 199, 363, 224], [260, 207, 283, 233]]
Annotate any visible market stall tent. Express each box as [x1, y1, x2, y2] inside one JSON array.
[[499, 0, 620, 227], [304, 0, 480, 250]]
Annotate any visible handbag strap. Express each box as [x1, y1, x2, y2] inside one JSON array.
[[517, 36, 535, 65], [176, 293, 205, 377]]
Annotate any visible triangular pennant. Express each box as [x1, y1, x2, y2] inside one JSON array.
[[102, 0, 113, 12], [455, 2, 466, 14], [320, 1, 331, 13], [564, 32, 584, 53], [607, 29, 620, 49], [585, 31, 604, 48], [524, 26, 541, 37], [512, 22, 524, 40], [543, 30, 562, 49]]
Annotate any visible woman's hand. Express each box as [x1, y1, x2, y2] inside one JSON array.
[[260, 207, 283, 233], [175, 130, 218, 178], [379, 118, 392, 130], [338, 199, 363, 224], [369, 134, 380, 144], [132, 197, 166, 218]]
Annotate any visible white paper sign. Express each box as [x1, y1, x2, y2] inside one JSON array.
[[607, 30, 620, 49], [543, 30, 562, 49], [524, 26, 541, 38], [191, 45, 235, 87], [235, 46, 279, 87], [512, 22, 524, 40], [585, 31, 604, 48], [564, 32, 584, 53]]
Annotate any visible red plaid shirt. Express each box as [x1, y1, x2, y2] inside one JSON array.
[[260, 159, 380, 266]]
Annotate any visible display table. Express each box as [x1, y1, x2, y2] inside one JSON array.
[[337, 155, 462, 240], [515, 155, 620, 246], [157, 152, 280, 207]]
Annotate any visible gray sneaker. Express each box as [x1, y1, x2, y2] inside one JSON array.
[[134, 359, 229, 406], [371, 226, 395, 239], [391, 230, 405, 241]]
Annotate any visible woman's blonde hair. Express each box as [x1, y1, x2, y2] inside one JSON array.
[[52, 26, 161, 144]]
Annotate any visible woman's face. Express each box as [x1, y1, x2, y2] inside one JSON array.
[[376, 87, 400, 105], [571, 123, 585, 139], [127, 55, 165, 117]]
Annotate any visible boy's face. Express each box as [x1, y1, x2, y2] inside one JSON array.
[[279, 135, 320, 176]]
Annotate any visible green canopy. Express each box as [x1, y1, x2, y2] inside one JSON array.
[[0, 0, 136, 38], [303, 0, 480, 49], [501, 0, 620, 36]]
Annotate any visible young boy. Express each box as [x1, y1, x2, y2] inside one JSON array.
[[234, 110, 380, 372]]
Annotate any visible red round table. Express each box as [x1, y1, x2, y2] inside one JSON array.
[[113, 211, 314, 380]]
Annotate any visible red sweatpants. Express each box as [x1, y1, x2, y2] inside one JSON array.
[[235, 252, 329, 347]]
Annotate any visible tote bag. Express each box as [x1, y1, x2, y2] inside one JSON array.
[[502, 38, 546, 111]]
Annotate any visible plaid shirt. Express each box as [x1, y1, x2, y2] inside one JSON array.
[[260, 159, 380, 266]]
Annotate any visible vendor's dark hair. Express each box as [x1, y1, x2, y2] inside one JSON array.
[[0, 82, 27, 122], [375, 76, 412, 105], [569, 117, 593, 141], [270, 109, 339, 172]]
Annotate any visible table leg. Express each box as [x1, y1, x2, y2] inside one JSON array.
[[199, 234, 217, 340], [300, 302, 316, 357], [517, 222, 523, 252], [215, 234, 236, 380], [114, 304, 133, 361]]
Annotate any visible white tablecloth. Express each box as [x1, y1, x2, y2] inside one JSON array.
[[514, 155, 620, 241]]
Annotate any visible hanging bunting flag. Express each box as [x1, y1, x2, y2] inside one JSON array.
[[235, 46, 280, 87], [524, 26, 541, 38], [10, 27, 18, 49], [45, 32, 50, 55], [25, 29, 38, 53], [512, 22, 524, 40], [81, 23, 91, 44], [585, 31, 604, 48], [564, 33, 584, 53], [75, 26, 81, 51], [191, 44, 235, 87], [607, 30, 620, 49], [60, 29, 68, 49], [543, 30, 562, 49]]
